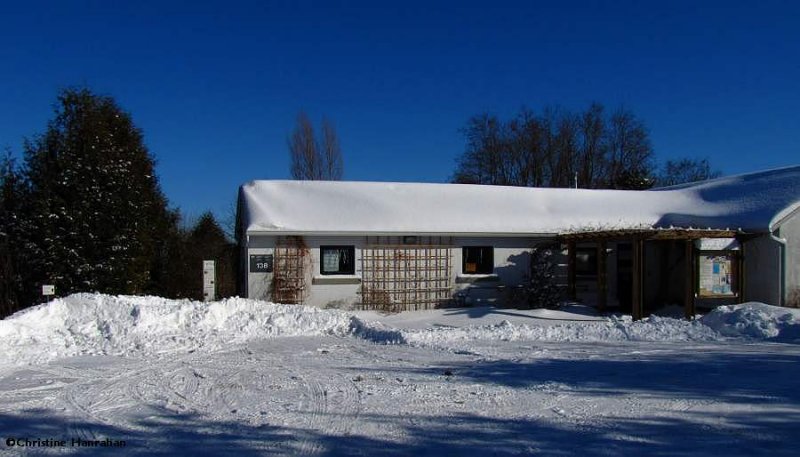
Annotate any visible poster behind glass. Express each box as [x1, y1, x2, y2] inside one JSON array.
[[698, 253, 735, 297]]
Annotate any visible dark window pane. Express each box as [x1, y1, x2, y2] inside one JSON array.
[[576, 247, 598, 277], [462, 246, 493, 274], [320, 246, 355, 275]]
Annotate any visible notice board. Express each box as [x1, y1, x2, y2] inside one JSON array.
[[698, 253, 735, 297]]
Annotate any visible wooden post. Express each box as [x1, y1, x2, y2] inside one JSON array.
[[684, 239, 695, 320], [737, 241, 745, 304], [632, 237, 644, 321], [567, 240, 576, 300], [597, 240, 607, 312]]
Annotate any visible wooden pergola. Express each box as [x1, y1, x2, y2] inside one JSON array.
[[558, 228, 750, 320]]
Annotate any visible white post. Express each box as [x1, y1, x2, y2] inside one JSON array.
[[203, 260, 216, 302]]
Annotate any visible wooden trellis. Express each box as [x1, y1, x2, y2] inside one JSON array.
[[271, 236, 309, 304], [361, 237, 453, 312]]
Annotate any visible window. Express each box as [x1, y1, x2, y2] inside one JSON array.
[[320, 246, 355, 275], [462, 246, 493, 274], [575, 247, 598, 277]]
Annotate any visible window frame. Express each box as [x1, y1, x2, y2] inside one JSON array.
[[320, 245, 356, 276], [462, 246, 494, 275]]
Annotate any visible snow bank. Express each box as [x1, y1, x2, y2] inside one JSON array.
[[0, 294, 362, 365], [400, 303, 800, 351], [2, 295, 797, 367], [701, 302, 800, 342], [398, 315, 721, 350]]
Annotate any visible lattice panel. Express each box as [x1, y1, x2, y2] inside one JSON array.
[[271, 237, 310, 304], [361, 239, 452, 312]]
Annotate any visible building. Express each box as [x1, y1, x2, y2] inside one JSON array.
[[236, 166, 800, 318]]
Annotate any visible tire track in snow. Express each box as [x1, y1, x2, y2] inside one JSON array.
[[282, 364, 363, 455], [60, 366, 161, 442]]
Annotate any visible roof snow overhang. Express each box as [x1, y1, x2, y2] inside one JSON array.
[[238, 165, 800, 238], [558, 228, 749, 241]]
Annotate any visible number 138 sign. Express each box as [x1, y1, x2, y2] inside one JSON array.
[[250, 254, 273, 273]]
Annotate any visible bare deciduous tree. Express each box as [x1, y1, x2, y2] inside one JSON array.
[[320, 118, 343, 180], [577, 103, 606, 188], [452, 103, 656, 190], [657, 158, 721, 187], [605, 108, 654, 189], [288, 112, 344, 180]]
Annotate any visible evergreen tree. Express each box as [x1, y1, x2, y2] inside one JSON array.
[[146, 207, 184, 297], [21, 88, 174, 297], [162, 212, 236, 300], [0, 151, 27, 315], [186, 213, 236, 299], [527, 243, 563, 309]]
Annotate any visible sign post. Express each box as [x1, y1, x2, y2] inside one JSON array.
[[203, 260, 216, 302], [42, 285, 55, 300]]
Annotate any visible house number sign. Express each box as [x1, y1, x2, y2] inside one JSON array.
[[249, 254, 274, 273]]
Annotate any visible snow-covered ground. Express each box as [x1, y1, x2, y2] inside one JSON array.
[[1, 295, 799, 456]]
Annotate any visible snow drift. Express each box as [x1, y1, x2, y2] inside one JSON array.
[[700, 302, 800, 342], [0, 294, 367, 365], [1, 295, 798, 366], [399, 315, 720, 350]]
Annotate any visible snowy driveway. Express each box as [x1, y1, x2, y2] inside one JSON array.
[[1, 295, 799, 456], [2, 336, 799, 456]]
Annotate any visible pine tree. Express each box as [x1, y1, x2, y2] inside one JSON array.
[[21, 88, 174, 297], [0, 151, 26, 315], [527, 243, 563, 309], [157, 213, 236, 300], [186, 213, 236, 299]]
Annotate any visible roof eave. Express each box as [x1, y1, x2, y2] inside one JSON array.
[[244, 229, 558, 238]]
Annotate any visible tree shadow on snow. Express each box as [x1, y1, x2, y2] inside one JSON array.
[[1, 401, 797, 457], [359, 350, 800, 404], [443, 306, 548, 321], [2, 346, 799, 457], [310, 410, 797, 457], [0, 407, 293, 456], [333, 348, 800, 455]]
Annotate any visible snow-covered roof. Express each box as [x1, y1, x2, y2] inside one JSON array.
[[238, 165, 800, 236]]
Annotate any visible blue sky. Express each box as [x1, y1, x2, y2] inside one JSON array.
[[1, 0, 798, 221]]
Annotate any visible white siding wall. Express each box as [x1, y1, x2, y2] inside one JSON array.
[[244, 234, 550, 308], [245, 236, 275, 301], [779, 212, 800, 306], [452, 237, 544, 305], [244, 233, 791, 309], [744, 234, 782, 305], [244, 235, 364, 307], [305, 236, 364, 308]]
